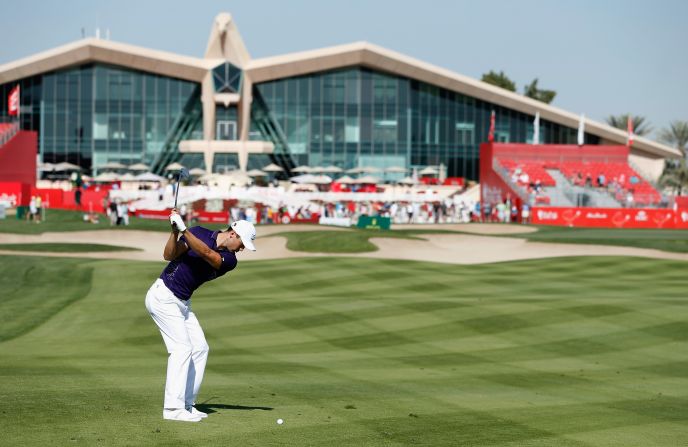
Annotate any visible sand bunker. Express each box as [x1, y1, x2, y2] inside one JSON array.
[[0, 224, 685, 264]]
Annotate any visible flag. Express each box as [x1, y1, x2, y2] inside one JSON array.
[[8, 85, 20, 116], [488, 110, 495, 143], [626, 115, 634, 147], [533, 111, 540, 145], [577, 113, 585, 146]]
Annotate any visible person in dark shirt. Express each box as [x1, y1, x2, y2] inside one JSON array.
[[145, 210, 256, 422]]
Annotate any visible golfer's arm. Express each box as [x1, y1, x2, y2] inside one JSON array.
[[163, 231, 188, 260], [181, 229, 222, 269]]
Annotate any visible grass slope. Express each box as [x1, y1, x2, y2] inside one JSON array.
[[0, 255, 686, 446], [0, 243, 139, 252]]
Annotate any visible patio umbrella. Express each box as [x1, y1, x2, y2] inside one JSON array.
[[38, 162, 55, 171], [335, 175, 356, 184], [419, 166, 439, 175], [262, 163, 284, 172], [165, 162, 186, 171], [247, 169, 268, 177], [346, 167, 364, 174], [53, 162, 82, 171], [355, 175, 381, 184], [93, 172, 119, 182], [188, 168, 206, 176], [118, 173, 137, 181], [135, 172, 166, 182], [398, 176, 418, 185], [359, 166, 382, 174], [385, 166, 407, 173], [100, 161, 127, 170], [128, 163, 150, 171]]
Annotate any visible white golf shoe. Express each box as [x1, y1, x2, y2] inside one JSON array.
[[188, 406, 208, 419], [163, 408, 203, 422]]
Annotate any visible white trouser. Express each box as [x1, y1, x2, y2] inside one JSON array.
[[145, 279, 209, 410]]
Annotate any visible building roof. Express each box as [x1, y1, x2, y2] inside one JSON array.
[[0, 36, 680, 159]]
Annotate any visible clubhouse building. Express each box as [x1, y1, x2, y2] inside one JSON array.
[[0, 13, 679, 180]]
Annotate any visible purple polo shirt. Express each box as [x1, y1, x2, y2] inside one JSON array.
[[160, 226, 238, 300]]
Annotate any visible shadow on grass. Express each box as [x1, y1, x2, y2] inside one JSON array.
[[196, 401, 274, 414]]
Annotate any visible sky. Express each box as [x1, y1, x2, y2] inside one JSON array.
[[1, 0, 686, 139]]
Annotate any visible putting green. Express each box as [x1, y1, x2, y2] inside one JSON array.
[[0, 255, 686, 446]]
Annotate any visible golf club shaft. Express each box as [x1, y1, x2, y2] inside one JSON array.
[[174, 174, 181, 209]]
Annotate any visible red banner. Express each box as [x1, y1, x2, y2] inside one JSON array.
[[8, 85, 19, 116], [532, 206, 688, 229]]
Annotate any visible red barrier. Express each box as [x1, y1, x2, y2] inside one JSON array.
[[0, 181, 31, 206], [133, 208, 230, 224], [532, 206, 688, 229]]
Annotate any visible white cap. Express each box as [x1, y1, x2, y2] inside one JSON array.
[[230, 220, 257, 251]]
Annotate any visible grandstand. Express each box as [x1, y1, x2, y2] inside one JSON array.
[[483, 143, 665, 209]]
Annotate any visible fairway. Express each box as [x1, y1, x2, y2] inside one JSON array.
[[1, 255, 687, 446]]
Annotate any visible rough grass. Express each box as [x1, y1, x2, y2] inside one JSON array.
[[0, 255, 686, 446]]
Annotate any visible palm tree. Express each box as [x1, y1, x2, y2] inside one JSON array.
[[481, 70, 516, 92], [523, 78, 556, 104], [658, 121, 688, 159], [605, 114, 652, 136], [657, 120, 688, 195]]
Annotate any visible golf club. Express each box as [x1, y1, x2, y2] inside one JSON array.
[[173, 167, 190, 210]]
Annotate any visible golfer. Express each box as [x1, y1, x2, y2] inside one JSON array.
[[145, 210, 256, 422]]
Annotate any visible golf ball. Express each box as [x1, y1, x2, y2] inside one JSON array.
[[277, 418, 284, 425]]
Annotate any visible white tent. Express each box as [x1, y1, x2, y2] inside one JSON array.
[[165, 162, 186, 171], [262, 163, 284, 172]]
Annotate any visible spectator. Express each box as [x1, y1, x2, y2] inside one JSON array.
[[521, 204, 531, 224], [35, 196, 42, 223]]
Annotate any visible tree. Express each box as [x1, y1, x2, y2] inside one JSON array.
[[481, 70, 516, 92], [658, 120, 688, 159], [523, 78, 556, 104], [605, 114, 652, 136], [657, 121, 688, 195]]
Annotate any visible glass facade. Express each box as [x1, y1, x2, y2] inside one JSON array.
[[0, 64, 202, 172], [1, 62, 600, 180], [252, 67, 598, 180]]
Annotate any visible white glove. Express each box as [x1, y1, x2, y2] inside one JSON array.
[[170, 213, 187, 233]]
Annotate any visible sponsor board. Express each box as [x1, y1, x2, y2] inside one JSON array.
[[532, 207, 688, 229]]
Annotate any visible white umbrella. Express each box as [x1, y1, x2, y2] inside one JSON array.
[[53, 162, 82, 171], [346, 167, 364, 174], [38, 162, 55, 171], [290, 174, 333, 184], [359, 166, 382, 174], [398, 176, 418, 185], [100, 161, 127, 170], [135, 172, 166, 182], [128, 163, 150, 171], [292, 165, 313, 173], [247, 169, 268, 177], [385, 166, 407, 173], [335, 175, 356, 184], [419, 166, 439, 175], [321, 165, 343, 173], [262, 163, 284, 172], [355, 175, 381, 184], [309, 166, 325, 173], [118, 173, 137, 181], [188, 168, 206, 176], [93, 172, 120, 182], [165, 162, 186, 171]]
